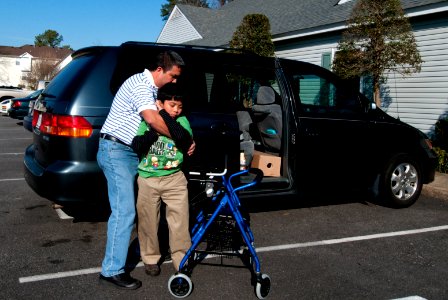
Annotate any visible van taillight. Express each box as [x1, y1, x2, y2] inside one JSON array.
[[12, 101, 21, 108], [32, 110, 93, 138]]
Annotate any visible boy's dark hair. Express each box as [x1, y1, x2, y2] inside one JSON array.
[[157, 83, 183, 102], [150, 50, 185, 72]]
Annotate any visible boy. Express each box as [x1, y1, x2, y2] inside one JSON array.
[[132, 83, 193, 276]]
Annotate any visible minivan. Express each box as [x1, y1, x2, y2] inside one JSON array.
[[23, 42, 437, 208]]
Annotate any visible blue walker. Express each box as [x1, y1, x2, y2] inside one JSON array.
[[167, 167, 271, 299]]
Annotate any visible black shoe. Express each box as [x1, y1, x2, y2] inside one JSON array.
[[99, 273, 142, 290]]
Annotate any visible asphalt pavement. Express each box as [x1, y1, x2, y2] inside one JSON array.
[[423, 171, 448, 200]]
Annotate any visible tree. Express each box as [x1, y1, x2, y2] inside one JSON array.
[[161, 0, 209, 21], [210, 0, 233, 8], [25, 48, 60, 89], [160, 0, 233, 20], [332, 0, 422, 107], [229, 14, 274, 57], [34, 30, 64, 48]]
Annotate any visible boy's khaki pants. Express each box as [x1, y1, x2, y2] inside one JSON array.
[[137, 171, 191, 271]]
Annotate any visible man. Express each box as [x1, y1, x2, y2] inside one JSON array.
[[97, 50, 192, 290]]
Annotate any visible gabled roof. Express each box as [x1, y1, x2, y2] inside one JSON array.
[[164, 0, 448, 47], [0, 45, 73, 59]]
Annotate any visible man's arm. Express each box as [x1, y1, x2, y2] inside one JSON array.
[[140, 109, 171, 137]]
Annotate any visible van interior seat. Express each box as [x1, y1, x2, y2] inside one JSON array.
[[251, 86, 282, 154]]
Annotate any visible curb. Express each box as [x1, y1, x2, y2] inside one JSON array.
[[422, 172, 448, 200], [422, 185, 448, 200]]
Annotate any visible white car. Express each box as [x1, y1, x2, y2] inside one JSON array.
[[1, 99, 12, 115]]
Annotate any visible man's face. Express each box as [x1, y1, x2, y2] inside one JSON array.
[[153, 65, 181, 88]]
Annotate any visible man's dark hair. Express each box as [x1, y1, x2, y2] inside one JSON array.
[[151, 50, 185, 72], [157, 83, 183, 102]]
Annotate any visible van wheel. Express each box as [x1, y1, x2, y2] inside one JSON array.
[[379, 154, 422, 208]]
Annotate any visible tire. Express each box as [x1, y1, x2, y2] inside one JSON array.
[[255, 273, 271, 299], [379, 154, 422, 208]]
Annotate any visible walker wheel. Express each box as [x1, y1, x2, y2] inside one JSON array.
[[255, 273, 271, 299], [168, 273, 193, 298]]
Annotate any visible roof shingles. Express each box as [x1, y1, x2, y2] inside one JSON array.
[[174, 0, 447, 46], [0, 45, 72, 59]]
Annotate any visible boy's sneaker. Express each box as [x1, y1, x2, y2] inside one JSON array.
[[144, 264, 161, 276]]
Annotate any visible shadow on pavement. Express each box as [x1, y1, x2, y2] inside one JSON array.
[[242, 189, 374, 213], [60, 201, 111, 223]]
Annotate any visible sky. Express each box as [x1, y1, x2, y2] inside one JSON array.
[[0, 0, 168, 50]]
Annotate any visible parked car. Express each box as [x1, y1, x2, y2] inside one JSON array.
[[22, 102, 35, 132], [0, 86, 31, 101], [1, 99, 12, 115], [23, 42, 437, 208], [8, 89, 44, 120]]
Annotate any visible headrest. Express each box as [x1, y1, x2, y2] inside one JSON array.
[[256, 86, 275, 105]]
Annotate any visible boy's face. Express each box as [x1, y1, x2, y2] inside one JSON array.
[[159, 97, 183, 118]]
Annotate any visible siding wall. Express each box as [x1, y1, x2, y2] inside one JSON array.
[[275, 15, 448, 137], [157, 10, 202, 44], [0, 56, 22, 87], [275, 34, 340, 66], [382, 16, 448, 136]]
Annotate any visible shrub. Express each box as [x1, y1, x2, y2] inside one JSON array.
[[433, 147, 448, 173], [432, 117, 448, 173]]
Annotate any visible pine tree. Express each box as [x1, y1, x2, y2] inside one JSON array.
[[229, 14, 274, 57]]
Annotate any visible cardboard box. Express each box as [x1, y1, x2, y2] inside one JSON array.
[[250, 150, 281, 177]]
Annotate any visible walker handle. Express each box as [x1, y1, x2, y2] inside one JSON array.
[[189, 168, 228, 177], [232, 168, 264, 192], [249, 168, 264, 185]]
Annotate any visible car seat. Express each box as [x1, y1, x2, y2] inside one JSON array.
[[236, 110, 255, 166], [251, 86, 282, 154]]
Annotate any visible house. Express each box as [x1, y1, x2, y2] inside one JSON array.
[[0, 45, 73, 89], [157, 0, 448, 137]]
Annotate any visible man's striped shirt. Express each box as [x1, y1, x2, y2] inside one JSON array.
[[101, 69, 158, 145]]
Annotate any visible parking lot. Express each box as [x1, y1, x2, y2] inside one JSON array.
[[1, 115, 447, 300]]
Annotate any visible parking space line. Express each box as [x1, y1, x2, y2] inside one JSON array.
[[18, 224, 448, 284], [0, 153, 25, 155], [19, 267, 103, 283], [391, 296, 427, 300], [256, 225, 448, 253], [0, 178, 24, 182]]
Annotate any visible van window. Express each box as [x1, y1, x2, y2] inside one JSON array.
[[43, 53, 99, 101], [179, 65, 282, 113], [289, 69, 361, 114]]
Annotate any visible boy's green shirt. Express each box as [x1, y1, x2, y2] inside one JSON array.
[[136, 116, 192, 178]]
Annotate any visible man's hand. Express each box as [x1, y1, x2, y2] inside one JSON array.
[[156, 100, 163, 111]]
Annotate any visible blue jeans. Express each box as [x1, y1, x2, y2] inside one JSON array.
[[97, 138, 139, 277]]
